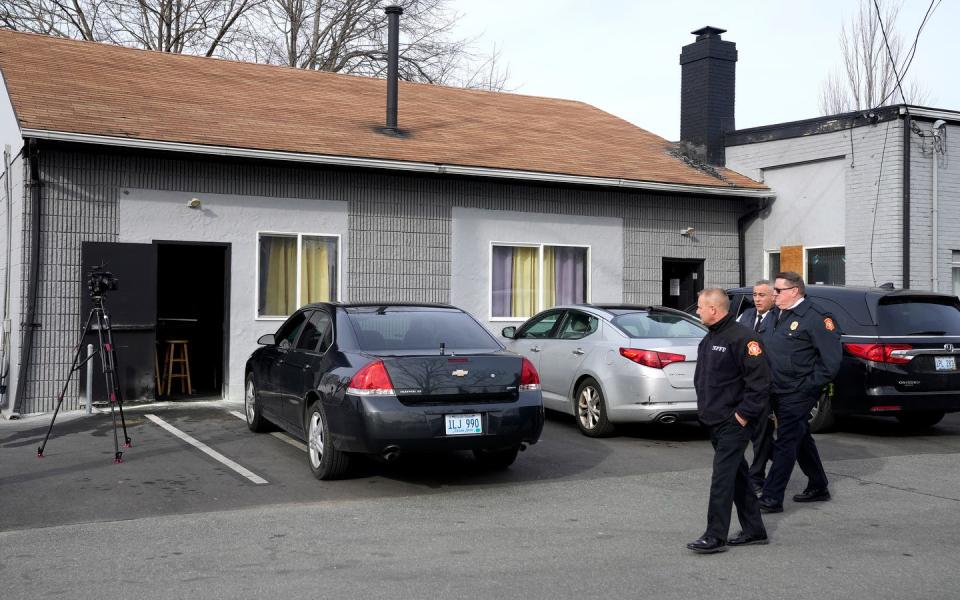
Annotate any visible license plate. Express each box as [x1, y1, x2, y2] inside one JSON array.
[[445, 413, 482, 436], [935, 356, 956, 371]]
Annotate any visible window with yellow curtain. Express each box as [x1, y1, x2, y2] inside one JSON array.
[[259, 233, 339, 317], [491, 244, 587, 318], [301, 236, 338, 305]]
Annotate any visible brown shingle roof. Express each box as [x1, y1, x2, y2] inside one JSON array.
[[0, 30, 765, 192]]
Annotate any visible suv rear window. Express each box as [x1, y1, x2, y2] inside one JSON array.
[[347, 308, 502, 351], [877, 298, 960, 336], [611, 312, 706, 338]]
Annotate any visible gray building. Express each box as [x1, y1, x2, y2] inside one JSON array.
[[726, 105, 960, 292], [0, 29, 769, 417]]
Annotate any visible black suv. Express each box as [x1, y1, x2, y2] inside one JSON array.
[[726, 285, 960, 432]]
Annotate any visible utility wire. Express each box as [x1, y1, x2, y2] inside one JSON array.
[[873, 0, 941, 109], [872, 0, 910, 111]]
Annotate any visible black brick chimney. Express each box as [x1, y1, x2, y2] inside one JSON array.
[[679, 26, 737, 165]]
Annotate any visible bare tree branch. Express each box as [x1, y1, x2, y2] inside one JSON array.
[[820, 0, 929, 115], [0, 0, 511, 90]]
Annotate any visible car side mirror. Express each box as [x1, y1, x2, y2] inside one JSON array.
[[257, 333, 275, 346], [501, 326, 516, 339]]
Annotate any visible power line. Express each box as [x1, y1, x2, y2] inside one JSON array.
[[873, 0, 941, 109], [872, 0, 909, 111]]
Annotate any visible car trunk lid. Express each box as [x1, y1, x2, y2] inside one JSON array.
[[628, 338, 700, 389], [378, 354, 522, 404]]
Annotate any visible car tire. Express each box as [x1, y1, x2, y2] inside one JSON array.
[[244, 373, 269, 433], [896, 411, 945, 429], [808, 389, 836, 433], [473, 446, 520, 469], [307, 402, 351, 480], [575, 378, 615, 437]]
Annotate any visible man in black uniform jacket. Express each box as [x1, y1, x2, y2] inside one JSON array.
[[687, 288, 771, 554], [736, 280, 779, 495], [758, 272, 842, 513]]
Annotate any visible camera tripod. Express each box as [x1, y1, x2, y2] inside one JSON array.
[[37, 293, 132, 463]]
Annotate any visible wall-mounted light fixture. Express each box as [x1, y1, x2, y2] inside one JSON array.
[[187, 197, 202, 209], [681, 227, 696, 237]]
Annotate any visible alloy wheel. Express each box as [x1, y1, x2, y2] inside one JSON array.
[[245, 379, 256, 424], [308, 411, 324, 469], [578, 386, 601, 430]]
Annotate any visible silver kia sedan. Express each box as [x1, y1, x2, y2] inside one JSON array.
[[501, 304, 707, 437]]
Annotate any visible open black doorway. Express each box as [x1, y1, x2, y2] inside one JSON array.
[[662, 258, 704, 310], [156, 243, 230, 398]]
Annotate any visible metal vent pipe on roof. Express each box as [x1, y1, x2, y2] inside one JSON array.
[[385, 5, 403, 133]]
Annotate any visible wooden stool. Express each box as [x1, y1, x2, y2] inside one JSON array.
[[164, 340, 193, 396]]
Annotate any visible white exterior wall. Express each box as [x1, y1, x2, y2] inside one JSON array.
[[0, 67, 24, 417], [450, 207, 623, 333], [118, 189, 349, 403], [910, 121, 960, 293], [727, 119, 905, 287]]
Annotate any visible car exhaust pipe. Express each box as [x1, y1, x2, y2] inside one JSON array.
[[657, 414, 678, 424], [382, 445, 401, 462]]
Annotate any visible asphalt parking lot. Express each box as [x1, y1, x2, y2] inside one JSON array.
[[3, 402, 960, 599]]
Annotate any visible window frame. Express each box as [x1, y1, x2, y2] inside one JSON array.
[[951, 250, 960, 297], [488, 241, 592, 321], [764, 249, 781, 279], [804, 244, 846, 285], [255, 231, 342, 321]]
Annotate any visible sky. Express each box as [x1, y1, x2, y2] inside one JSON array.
[[449, 0, 959, 141]]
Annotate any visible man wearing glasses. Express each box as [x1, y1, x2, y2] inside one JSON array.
[[758, 272, 842, 514], [737, 280, 778, 495]]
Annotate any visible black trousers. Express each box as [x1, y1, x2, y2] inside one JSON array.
[[704, 417, 766, 539], [761, 391, 829, 504], [749, 406, 775, 489]]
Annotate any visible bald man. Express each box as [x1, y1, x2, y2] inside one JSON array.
[[687, 288, 771, 554]]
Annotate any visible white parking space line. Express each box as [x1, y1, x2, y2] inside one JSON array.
[[228, 410, 308, 453], [145, 414, 269, 485]]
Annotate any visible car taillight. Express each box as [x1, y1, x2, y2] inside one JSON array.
[[619, 348, 686, 369], [843, 343, 913, 364], [520, 357, 540, 391], [347, 360, 395, 395]]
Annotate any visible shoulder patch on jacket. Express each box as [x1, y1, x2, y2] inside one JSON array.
[[824, 317, 836, 331], [747, 341, 762, 356]]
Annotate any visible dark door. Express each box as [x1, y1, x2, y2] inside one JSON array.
[[156, 243, 229, 398], [280, 309, 335, 434], [662, 259, 704, 310], [80, 242, 157, 402], [261, 311, 310, 422]]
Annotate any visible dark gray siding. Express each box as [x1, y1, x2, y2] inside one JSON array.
[[16, 144, 746, 413]]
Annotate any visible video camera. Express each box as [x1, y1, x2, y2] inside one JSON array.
[[87, 265, 118, 298]]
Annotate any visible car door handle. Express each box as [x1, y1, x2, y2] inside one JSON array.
[[530, 346, 541, 352], [572, 348, 585, 355], [302, 364, 312, 371], [277, 359, 285, 365]]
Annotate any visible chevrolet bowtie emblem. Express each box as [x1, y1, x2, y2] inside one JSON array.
[[452, 369, 469, 377]]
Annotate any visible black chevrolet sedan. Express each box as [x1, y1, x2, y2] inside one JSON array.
[[245, 303, 544, 479]]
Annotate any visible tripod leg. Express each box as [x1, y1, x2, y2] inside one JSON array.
[[101, 312, 132, 448], [95, 307, 124, 463], [38, 308, 98, 458]]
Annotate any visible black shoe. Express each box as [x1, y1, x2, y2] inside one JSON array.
[[728, 531, 770, 546], [758, 498, 783, 513], [793, 487, 831, 503], [686, 536, 728, 554]]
